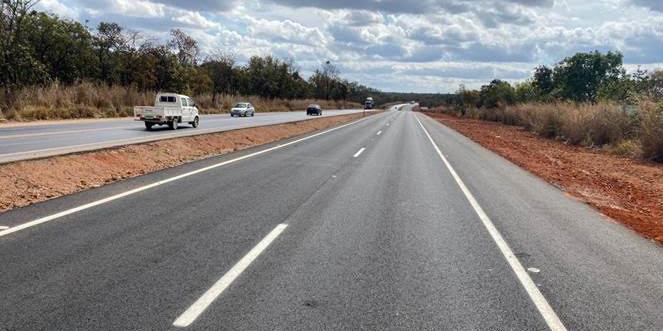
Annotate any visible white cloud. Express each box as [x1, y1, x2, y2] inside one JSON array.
[[37, 0, 80, 18]]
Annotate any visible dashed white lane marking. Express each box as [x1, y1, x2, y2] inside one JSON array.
[[377, 130, 382, 136], [173, 224, 288, 328], [0, 116, 374, 238], [0, 226, 9, 230], [415, 115, 567, 331], [528, 267, 541, 273], [353, 147, 366, 158]]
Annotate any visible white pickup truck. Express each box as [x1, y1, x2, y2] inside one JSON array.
[[134, 93, 200, 130]]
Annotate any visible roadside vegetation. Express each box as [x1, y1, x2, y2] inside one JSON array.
[[0, 1, 370, 121], [435, 51, 663, 163]]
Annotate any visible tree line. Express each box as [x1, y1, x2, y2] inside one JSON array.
[[0, 0, 377, 112], [454, 51, 663, 112]]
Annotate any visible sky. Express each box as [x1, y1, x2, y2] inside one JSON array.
[[37, 0, 663, 93]]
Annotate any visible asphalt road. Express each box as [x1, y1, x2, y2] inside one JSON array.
[[0, 109, 367, 163], [0, 107, 661, 330]]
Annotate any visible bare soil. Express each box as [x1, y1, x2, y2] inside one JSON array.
[[424, 112, 663, 244], [0, 113, 371, 213]]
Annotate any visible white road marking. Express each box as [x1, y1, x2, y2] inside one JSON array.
[[0, 116, 374, 238], [0, 126, 134, 140], [353, 147, 366, 158], [0, 226, 9, 230], [173, 224, 288, 327], [528, 267, 541, 273], [415, 115, 567, 331], [377, 130, 382, 136]]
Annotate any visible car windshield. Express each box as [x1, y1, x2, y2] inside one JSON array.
[[234, 103, 248, 108]]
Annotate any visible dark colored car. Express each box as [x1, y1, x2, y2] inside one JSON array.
[[306, 104, 322, 116]]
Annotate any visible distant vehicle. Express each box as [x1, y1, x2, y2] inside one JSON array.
[[306, 104, 322, 116], [134, 93, 199, 130], [230, 103, 255, 117], [364, 97, 375, 110]]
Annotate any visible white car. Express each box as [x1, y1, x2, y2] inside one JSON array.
[[230, 103, 255, 117], [134, 93, 200, 130]]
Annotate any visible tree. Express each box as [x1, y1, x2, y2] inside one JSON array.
[[533, 65, 553, 96], [514, 81, 537, 103], [479, 79, 515, 108], [169, 29, 198, 66], [0, 0, 42, 104], [201, 53, 236, 104], [25, 13, 96, 84], [95, 22, 125, 84], [552, 51, 624, 102], [644, 70, 663, 101], [321, 61, 338, 100]]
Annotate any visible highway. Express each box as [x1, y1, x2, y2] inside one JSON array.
[[0, 107, 661, 330], [0, 109, 366, 164]]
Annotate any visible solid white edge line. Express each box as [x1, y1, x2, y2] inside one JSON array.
[[0, 116, 373, 238], [415, 115, 567, 331], [173, 223, 288, 328], [353, 147, 366, 158]]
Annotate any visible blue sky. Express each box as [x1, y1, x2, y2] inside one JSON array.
[[37, 0, 663, 93]]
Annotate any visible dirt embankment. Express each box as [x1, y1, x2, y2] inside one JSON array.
[[424, 112, 663, 244], [0, 113, 374, 213]]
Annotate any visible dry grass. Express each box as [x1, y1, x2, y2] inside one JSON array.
[[429, 101, 662, 163], [0, 82, 361, 121], [639, 101, 663, 162]]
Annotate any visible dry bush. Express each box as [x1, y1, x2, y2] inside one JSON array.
[[639, 101, 663, 162], [457, 100, 662, 162], [2, 82, 362, 121], [557, 102, 630, 146], [478, 107, 522, 125], [511, 103, 564, 138], [608, 140, 641, 157], [480, 102, 630, 147]]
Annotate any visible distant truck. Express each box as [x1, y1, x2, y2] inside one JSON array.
[[134, 93, 200, 130], [364, 97, 375, 110]]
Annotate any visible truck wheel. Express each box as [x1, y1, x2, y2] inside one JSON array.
[[145, 122, 153, 131], [191, 116, 199, 128], [169, 118, 178, 130]]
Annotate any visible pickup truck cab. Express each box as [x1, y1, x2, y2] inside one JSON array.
[[134, 93, 200, 130]]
